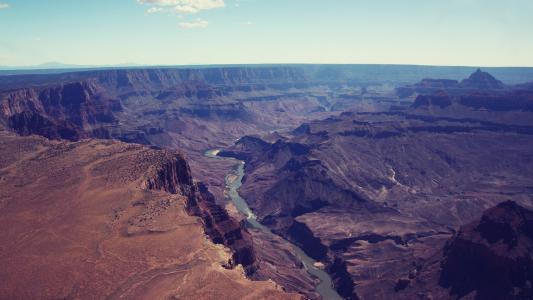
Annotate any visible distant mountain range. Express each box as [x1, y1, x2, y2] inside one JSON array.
[[0, 62, 145, 76], [0, 61, 142, 70]]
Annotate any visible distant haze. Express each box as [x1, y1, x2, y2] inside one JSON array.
[[0, 0, 532, 67]]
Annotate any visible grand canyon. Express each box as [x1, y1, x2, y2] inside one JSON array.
[[1, 64, 533, 299], [1, 1, 533, 299]]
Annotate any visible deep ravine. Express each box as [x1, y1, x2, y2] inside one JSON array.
[[205, 149, 343, 300]]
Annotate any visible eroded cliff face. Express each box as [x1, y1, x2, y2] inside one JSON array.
[[0, 80, 120, 139], [138, 146, 259, 276], [185, 182, 258, 275], [0, 67, 309, 90], [439, 201, 533, 299], [144, 153, 193, 194], [87, 67, 309, 89]]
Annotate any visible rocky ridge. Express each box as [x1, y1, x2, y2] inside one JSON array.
[[0, 129, 298, 299]]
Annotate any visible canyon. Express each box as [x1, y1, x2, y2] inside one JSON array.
[[1, 65, 533, 299], [217, 68, 533, 299]]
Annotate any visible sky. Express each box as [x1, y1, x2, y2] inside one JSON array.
[[0, 0, 532, 67]]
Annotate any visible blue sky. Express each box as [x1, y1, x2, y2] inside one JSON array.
[[1, 0, 532, 67]]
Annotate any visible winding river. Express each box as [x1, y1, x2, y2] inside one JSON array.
[[205, 149, 342, 300]]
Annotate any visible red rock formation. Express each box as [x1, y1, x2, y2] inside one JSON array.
[[439, 201, 533, 299]]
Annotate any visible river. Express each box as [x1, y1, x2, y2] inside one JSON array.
[[205, 149, 342, 300]]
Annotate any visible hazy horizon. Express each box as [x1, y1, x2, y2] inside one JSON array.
[[1, 0, 533, 67], [4, 62, 533, 70]]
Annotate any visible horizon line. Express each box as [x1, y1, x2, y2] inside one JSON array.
[[3, 62, 533, 71]]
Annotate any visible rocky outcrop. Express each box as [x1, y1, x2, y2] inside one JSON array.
[[142, 154, 258, 276], [186, 183, 257, 275], [411, 90, 533, 112], [460, 68, 505, 89], [439, 201, 533, 299], [7, 110, 80, 140], [144, 153, 194, 195], [412, 92, 452, 108], [398, 69, 510, 100], [459, 91, 533, 111], [406, 70, 533, 112]]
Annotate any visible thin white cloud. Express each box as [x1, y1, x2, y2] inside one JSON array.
[[179, 18, 209, 29], [0, 3, 10, 9], [138, 0, 224, 14], [146, 7, 163, 13]]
